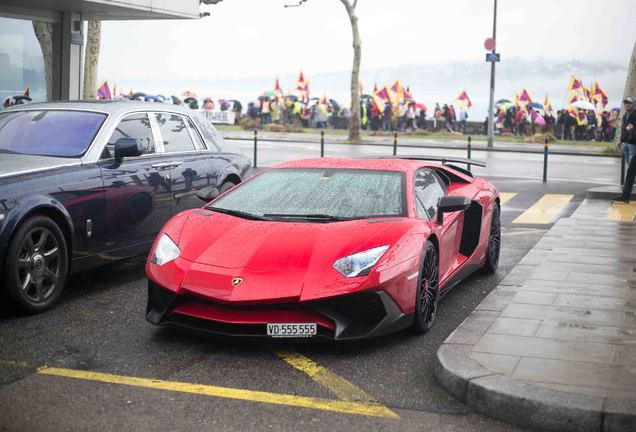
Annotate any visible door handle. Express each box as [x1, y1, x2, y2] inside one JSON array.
[[170, 161, 183, 168], [151, 163, 170, 170]]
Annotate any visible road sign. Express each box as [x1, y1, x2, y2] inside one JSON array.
[[484, 38, 496, 51], [486, 53, 501, 62]]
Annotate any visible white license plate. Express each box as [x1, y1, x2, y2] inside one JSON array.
[[266, 323, 317, 338]]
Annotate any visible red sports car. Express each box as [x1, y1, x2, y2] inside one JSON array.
[[146, 157, 500, 340]]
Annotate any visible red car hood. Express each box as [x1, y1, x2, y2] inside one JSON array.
[[176, 211, 417, 303]]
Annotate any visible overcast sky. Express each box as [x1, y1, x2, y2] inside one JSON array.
[[99, 0, 636, 109]]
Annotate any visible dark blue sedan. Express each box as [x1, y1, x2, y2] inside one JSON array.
[[0, 101, 251, 313]]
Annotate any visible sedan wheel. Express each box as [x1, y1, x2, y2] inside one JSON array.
[[412, 241, 439, 333], [4, 216, 68, 313]]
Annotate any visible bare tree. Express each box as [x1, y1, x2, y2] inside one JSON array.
[[616, 39, 636, 148], [285, 0, 362, 140], [83, 21, 101, 99], [32, 22, 54, 100]]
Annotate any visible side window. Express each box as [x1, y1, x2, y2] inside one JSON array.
[[155, 113, 196, 153], [192, 116, 222, 152], [185, 117, 206, 150], [102, 113, 154, 159], [414, 170, 446, 220]]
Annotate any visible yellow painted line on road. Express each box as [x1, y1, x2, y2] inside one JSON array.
[[274, 351, 379, 404], [36, 366, 398, 419], [512, 194, 574, 225], [606, 201, 636, 222], [499, 192, 517, 205]]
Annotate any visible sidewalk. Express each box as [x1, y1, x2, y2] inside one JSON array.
[[435, 198, 636, 432], [221, 130, 614, 157]]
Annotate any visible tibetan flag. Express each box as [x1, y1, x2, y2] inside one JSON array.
[[318, 95, 329, 115], [374, 86, 391, 103], [296, 71, 307, 91], [575, 109, 588, 126], [403, 86, 413, 101], [456, 90, 473, 109], [23, 86, 30, 98], [390, 80, 404, 105], [568, 76, 583, 93], [544, 94, 554, 116], [96, 81, 111, 100], [591, 81, 608, 109], [567, 94, 580, 106], [518, 88, 533, 106]]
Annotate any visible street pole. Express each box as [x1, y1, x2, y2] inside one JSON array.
[[487, 0, 498, 148]]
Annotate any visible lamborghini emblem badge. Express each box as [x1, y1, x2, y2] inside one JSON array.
[[231, 277, 244, 287]]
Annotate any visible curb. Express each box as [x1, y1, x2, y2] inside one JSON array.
[[587, 186, 636, 200], [434, 213, 636, 432]]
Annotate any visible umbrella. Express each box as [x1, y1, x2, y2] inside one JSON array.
[[415, 103, 427, 111], [155, 95, 166, 102], [496, 101, 514, 111], [571, 100, 595, 110], [329, 99, 340, 111], [527, 102, 543, 110], [495, 99, 511, 105], [144, 95, 157, 102], [12, 95, 32, 104], [132, 92, 146, 100], [184, 97, 197, 104], [286, 95, 298, 102]]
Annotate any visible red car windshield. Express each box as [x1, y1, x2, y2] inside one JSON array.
[[210, 168, 406, 220], [0, 110, 107, 158]]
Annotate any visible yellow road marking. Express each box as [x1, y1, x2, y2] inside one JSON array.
[[512, 194, 574, 225], [606, 201, 636, 221], [274, 351, 378, 403], [499, 192, 517, 205], [34, 366, 398, 419]]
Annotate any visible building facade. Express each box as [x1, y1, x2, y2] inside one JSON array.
[[0, 0, 200, 104]]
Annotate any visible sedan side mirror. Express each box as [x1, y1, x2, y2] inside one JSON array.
[[197, 186, 220, 202], [437, 196, 471, 224], [114, 138, 143, 163]]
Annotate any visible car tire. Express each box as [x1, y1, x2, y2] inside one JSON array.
[[482, 203, 501, 274], [219, 180, 237, 194], [412, 240, 440, 334], [4, 215, 68, 314]]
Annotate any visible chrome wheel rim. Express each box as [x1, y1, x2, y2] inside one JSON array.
[[15, 227, 61, 303], [488, 207, 501, 269], [419, 246, 439, 325]]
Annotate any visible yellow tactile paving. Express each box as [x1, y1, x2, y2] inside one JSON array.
[[512, 194, 574, 225], [499, 192, 517, 205], [606, 201, 636, 222]]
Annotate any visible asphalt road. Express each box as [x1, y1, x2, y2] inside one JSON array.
[[0, 174, 602, 432]]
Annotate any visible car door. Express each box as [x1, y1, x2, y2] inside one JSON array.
[[97, 112, 173, 257], [153, 112, 225, 215], [414, 169, 461, 283]]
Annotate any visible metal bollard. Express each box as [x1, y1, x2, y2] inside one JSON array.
[[393, 131, 398, 156], [543, 137, 548, 183], [467, 136, 472, 171], [253, 129, 258, 168], [320, 130, 325, 158], [621, 152, 625, 185]]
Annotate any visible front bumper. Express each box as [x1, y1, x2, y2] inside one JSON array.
[[146, 280, 412, 341]]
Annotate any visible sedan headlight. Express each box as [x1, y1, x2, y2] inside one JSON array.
[[333, 245, 389, 278], [151, 234, 180, 266]]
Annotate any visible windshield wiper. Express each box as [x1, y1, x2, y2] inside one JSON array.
[[207, 207, 270, 221], [262, 213, 353, 222]]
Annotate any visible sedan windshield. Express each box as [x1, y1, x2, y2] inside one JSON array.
[[0, 110, 107, 158], [210, 168, 405, 221]]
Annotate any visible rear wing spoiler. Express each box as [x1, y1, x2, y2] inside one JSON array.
[[368, 156, 486, 177]]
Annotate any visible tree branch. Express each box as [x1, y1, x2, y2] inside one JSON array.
[[284, 0, 309, 7]]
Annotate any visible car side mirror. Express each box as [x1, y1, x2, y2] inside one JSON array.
[[197, 186, 220, 202], [114, 138, 143, 163], [437, 196, 471, 224]]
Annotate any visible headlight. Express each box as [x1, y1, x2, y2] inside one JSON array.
[[333, 245, 389, 278], [151, 234, 180, 266]]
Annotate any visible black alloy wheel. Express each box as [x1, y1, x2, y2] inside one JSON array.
[[4, 216, 68, 313], [412, 240, 439, 333], [482, 203, 501, 274]]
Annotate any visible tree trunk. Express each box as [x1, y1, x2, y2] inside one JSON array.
[[341, 0, 361, 141], [616, 38, 636, 147], [32, 22, 54, 100], [83, 21, 101, 100]]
